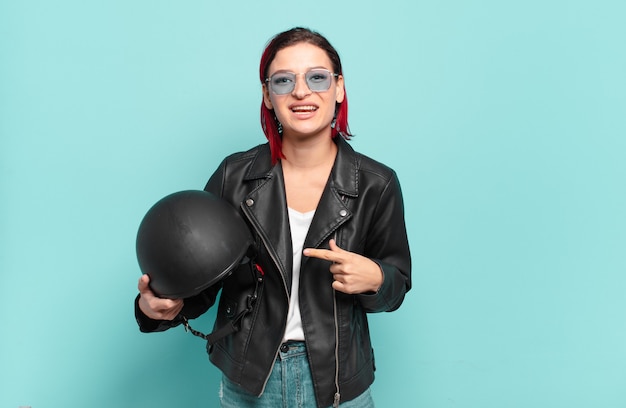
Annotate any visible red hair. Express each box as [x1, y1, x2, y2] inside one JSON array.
[[259, 27, 352, 164]]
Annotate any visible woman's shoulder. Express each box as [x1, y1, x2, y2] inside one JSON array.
[[222, 143, 270, 164], [356, 151, 395, 176], [340, 139, 397, 181], [214, 142, 273, 182]]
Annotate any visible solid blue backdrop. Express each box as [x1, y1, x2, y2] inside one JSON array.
[[1, 1, 625, 407]]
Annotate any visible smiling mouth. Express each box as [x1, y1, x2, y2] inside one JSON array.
[[291, 105, 318, 113]]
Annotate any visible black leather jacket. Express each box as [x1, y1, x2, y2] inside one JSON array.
[[136, 137, 411, 407]]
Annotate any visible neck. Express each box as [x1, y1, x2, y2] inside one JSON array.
[[281, 134, 337, 169]]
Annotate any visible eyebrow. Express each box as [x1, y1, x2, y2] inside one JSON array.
[[269, 66, 331, 75]]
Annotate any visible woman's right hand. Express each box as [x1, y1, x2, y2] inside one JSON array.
[[137, 274, 184, 320]]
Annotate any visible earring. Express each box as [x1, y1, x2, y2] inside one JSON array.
[[277, 121, 283, 134]]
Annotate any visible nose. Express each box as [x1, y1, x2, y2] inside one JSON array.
[[291, 73, 311, 98]]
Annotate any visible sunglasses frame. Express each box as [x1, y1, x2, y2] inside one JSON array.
[[265, 68, 339, 95]]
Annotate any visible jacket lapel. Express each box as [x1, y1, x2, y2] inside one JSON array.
[[304, 137, 360, 250], [240, 147, 293, 292]]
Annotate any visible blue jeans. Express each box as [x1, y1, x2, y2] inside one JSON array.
[[219, 341, 375, 408]]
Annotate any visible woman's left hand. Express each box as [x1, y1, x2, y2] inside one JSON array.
[[303, 239, 383, 294]]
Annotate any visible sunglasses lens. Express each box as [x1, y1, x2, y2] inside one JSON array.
[[269, 73, 296, 95], [305, 69, 332, 92]]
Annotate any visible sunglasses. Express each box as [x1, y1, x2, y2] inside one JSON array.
[[265, 68, 339, 95]]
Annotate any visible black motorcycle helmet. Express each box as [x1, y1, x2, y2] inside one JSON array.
[[136, 190, 254, 299]]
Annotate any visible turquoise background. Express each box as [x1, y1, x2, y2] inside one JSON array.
[[1, 0, 625, 407]]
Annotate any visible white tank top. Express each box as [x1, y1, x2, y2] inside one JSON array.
[[282, 207, 315, 341]]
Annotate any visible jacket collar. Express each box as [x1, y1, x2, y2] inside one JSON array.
[[243, 137, 360, 198]]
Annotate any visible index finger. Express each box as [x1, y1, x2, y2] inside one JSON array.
[[303, 248, 344, 263]]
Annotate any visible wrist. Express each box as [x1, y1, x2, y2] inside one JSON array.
[[373, 266, 384, 293]]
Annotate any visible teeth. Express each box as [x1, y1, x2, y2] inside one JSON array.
[[292, 105, 317, 112]]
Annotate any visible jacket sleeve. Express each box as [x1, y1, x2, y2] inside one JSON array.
[[134, 285, 221, 332], [357, 170, 412, 312]]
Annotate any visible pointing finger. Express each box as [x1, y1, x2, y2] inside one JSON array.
[[303, 248, 341, 262], [304, 240, 348, 262]]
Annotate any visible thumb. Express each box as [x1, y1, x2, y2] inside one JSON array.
[[329, 239, 345, 253], [137, 274, 152, 295]]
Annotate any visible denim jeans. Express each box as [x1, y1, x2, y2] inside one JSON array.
[[219, 341, 375, 408]]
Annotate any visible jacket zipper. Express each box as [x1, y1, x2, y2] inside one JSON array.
[[332, 287, 341, 407], [332, 222, 342, 407], [332, 194, 351, 406], [253, 230, 287, 397], [241, 203, 290, 397]]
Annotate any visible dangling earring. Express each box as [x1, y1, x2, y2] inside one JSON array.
[[273, 114, 283, 134], [331, 118, 336, 129]]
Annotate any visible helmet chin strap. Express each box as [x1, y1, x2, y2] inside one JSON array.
[[182, 258, 264, 347]]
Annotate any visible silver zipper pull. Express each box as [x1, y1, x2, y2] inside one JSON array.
[[333, 392, 341, 407]]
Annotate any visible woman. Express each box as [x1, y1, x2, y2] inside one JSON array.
[[135, 27, 411, 408]]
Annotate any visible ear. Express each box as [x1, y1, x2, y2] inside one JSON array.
[[262, 84, 273, 109], [335, 75, 345, 104]]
